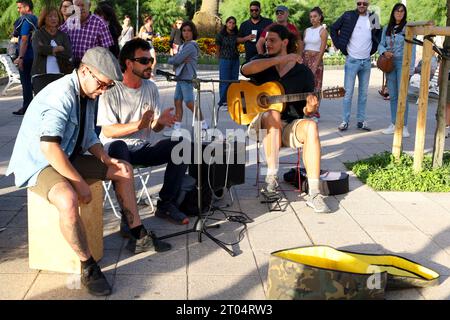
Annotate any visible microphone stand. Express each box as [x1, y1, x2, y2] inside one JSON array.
[[156, 70, 240, 257]]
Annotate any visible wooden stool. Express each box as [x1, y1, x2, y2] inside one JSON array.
[[28, 180, 104, 274]]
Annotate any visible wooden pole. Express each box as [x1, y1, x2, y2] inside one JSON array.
[[392, 26, 414, 159], [432, 59, 449, 168], [413, 38, 433, 172]]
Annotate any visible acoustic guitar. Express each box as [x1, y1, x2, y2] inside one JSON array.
[[227, 81, 345, 125]]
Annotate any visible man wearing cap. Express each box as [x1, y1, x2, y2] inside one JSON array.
[[237, 1, 273, 63], [6, 47, 172, 297], [330, 0, 381, 132], [256, 5, 303, 57]]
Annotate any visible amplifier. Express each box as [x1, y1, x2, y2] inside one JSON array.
[[188, 140, 246, 191]]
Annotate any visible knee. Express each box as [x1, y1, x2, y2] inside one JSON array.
[[261, 110, 280, 127], [303, 120, 319, 138], [109, 140, 129, 159]]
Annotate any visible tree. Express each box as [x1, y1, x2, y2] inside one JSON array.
[[141, 0, 186, 36], [192, 0, 221, 37]]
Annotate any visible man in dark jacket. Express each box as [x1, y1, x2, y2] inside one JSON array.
[[330, 0, 381, 132]]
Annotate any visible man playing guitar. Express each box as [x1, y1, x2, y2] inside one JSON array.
[[241, 24, 331, 213]]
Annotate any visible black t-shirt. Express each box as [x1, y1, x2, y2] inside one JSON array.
[[215, 32, 239, 60], [238, 17, 273, 62], [244, 54, 315, 123], [69, 96, 87, 161]]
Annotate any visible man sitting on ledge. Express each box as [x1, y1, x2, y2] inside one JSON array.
[[6, 47, 171, 297], [241, 24, 331, 213]]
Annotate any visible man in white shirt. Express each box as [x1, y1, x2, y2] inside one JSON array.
[[97, 38, 190, 231], [330, 0, 381, 132]]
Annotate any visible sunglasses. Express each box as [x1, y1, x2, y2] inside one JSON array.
[[357, 2, 369, 6], [250, 8, 259, 12], [87, 68, 115, 90], [130, 57, 153, 65]]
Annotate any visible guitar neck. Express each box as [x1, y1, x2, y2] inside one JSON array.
[[268, 91, 322, 104]]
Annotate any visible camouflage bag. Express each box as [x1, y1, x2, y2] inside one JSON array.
[[267, 246, 439, 300]]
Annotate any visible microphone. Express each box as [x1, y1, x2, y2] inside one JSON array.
[[156, 69, 175, 80]]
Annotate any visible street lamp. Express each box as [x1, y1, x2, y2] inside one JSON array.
[[136, 0, 139, 34]]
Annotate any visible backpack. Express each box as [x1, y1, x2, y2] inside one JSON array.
[[178, 179, 213, 216]]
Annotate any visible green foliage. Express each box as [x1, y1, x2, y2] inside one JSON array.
[[345, 152, 450, 192], [219, 0, 448, 32], [141, 0, 186, 36]]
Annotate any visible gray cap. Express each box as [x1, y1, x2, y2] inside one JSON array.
[[81, 47, 123, 81], [275, 5, 288, 12]]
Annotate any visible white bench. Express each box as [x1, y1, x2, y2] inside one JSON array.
[[0, 54, 21, 96]]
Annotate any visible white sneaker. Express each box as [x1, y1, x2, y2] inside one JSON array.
[[402, 126, 410, 138], [445, 126, 449, 138], [382, 123, 395, 135]]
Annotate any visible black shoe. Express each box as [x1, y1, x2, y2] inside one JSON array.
[[12, 108, 26, 116], [81, 263, 112, 296], [126, 230, 172, 254], [155, 203, 189, 225], [357, 121, 371, 131], [119, 214, 131, 238]]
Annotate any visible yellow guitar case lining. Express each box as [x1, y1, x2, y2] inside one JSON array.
[[267, 245, 439, 300]]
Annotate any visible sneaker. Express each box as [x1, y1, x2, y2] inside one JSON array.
[[305, 193, 331, 213], [219, 103, 228, 112], [261, 174, 280, 199], [155, 202, 189, 225], [382, 123, 395, 135], [446, 126, 449, 138], [126, 230, 172, 254], [357, 121, 371, 131], [402, 126, 410, 138], [338, 122, 348, 131], [119, 214, 131, 238], [12, 108, 25, 116], [81, 263, 112, 296]]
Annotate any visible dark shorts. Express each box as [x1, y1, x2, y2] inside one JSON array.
[[29, 155, 108, 200]]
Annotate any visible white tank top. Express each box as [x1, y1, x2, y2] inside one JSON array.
[[304, 26, 324, 52]]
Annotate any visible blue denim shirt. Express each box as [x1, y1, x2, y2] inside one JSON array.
[[378, 25, 416, 75], [6, 70, 100, 188]]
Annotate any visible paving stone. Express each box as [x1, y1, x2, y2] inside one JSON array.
[[109, 275, 187, 300], [24, 273, 109, 300], [0, 274, 37, 299], [0, 210, 17, 227], [0, 227, 28, 249], [188, 275, 265, 300], [418, 276, 450, 300], [0, 196, 26, 211], [0, 248, 37, 274]]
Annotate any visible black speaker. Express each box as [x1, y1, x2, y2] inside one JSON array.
[[188, 139, 246, 192]]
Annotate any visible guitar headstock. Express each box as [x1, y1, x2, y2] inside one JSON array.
[[322, 87, 346, 99]]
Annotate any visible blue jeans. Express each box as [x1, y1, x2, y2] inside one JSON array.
[[342, 56, 372, 123], [19, 58, 33, 111], [386, 57, 408, 126], [108, 139, 187, 208], [218, 58, 240, 106], [174, 81, 195, 104]]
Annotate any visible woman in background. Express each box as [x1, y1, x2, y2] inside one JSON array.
[[169, 19, 183, 56], [302, 6, 328, 119], [215, 16, 240, 109], [32, 6, 72, 76], [94, 2, 122, 58], [118, 15, 134, 49], [378, 2, 415, 138], [59, 0, 73, 22]]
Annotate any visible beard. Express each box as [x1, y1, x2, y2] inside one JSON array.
[[132, 67, 152, 79]]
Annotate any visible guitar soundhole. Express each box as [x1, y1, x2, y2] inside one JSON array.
[[258, 94, 269, 108]]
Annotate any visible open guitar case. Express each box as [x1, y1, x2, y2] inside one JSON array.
[[283, 168, 349, 195]]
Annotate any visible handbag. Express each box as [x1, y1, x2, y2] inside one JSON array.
[[377, 54, 394, 73], [377, 31, 395, 73]]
